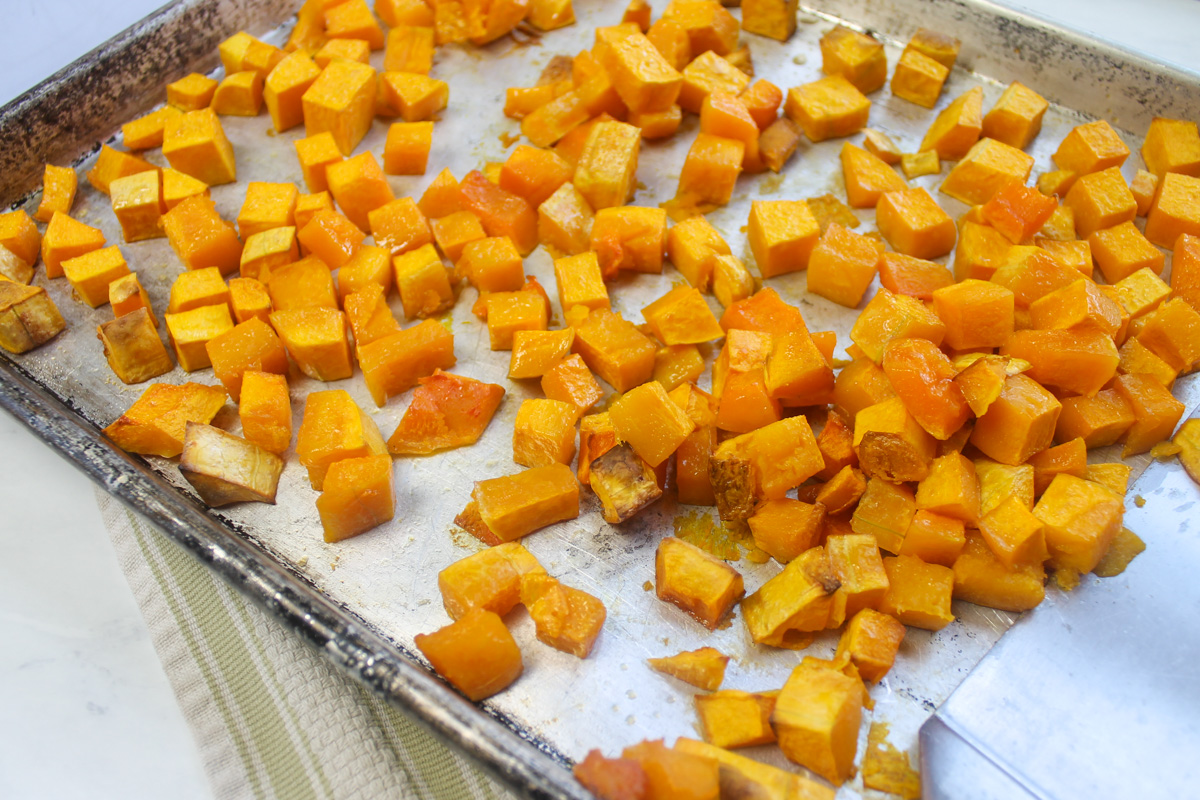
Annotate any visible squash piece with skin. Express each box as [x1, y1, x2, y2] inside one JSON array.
[[388, 371, 505, 456]]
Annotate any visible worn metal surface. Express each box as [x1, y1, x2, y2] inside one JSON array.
[[1, 1, 1198, 798]]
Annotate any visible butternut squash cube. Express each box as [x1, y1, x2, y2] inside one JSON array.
[[820, 25, 886, 94], [851, 476, 916, 554], [238, 370, 291, 455], [234, 181, 297, 242], [120, 107, 181, 152], [437, 543, 544, 621], [589, 443, 663, 524], [620, 740, 719, 800], [512, 398, 577, 468], [205, 316, 288, 402], [298, 209, 365, 269], [951, 530, 1045, 612], [1053, 119, 1129, 176], [391, 243, 452, 320], [381, 71, 449, 123], [162, 108, 236, 186], [85, 145, 157, 196], [759, 117, 803, 173], [109, 273, 153, 322], [667, 215, 729, 291], [0, 282, 63, 354], [876, 187, 956, 260], [537, 182, 594, 257], [740, 0, 797, 40], [384, 25, 435, 73], [499, 145, 573, 210], [1001, 328, 1119, 398], [527, 0, 574, 30], [1064, 166, 1137, 238], [715, 415, 825, 503], [599, 31, 683, 114], [826, 532, 889, 626], [103, 382, 225, 457], [674, 133, 744, 212], [1141, 117, 1200, 178], [835, 608, 906, 683], [898, 509, 965, 568], [970, 372, 1061, 465], [765, 330, 834, 406], [228, 277, 271, 325], [914, 452, 980, 524], [932, 279, 1015, 350], [110, 171, 166, 243], [59, 246, 130, 309], [976, 457, 1034, 516], [241, 227, 300, 283], [485, 291, 547, 350], [1144, 172, 1200, 248], [179, 422, 283, 507], [459, 171, 539, 256], [680, 50, 750, 114], [162, 168, 209, 211], [921, 87, 983, 160], [211, 70, 264, 116], [1113, 372, 1185, 457], [742, 546, 839, 647], [1056, 388, 1136, 448], [387, 370, 505, 456], [940, 137, 1034, 206], [981, 81, 1048, 150], [508, 329, 574, 380], [900, 149, 941, 180], [850, 287, 946, 363], [878, 252, 954, 301], [553, 251, 609, 315], [641, 286, 722, 346], [882, 338, 969, 442], [302, 60, 376, 155], [745, 199, 820, 279], [268, 307, 351, 381], [840, 142, 907, 209], [656, 537, 745, 630], [457, 464, 579, 545], [266, 255, 336, 312], [784, 75, 870, 143], [953, 221, 1012, 282], [746, 498, 824, 564], [295, 390, 387, 492], [415, 608, 521, 702], [609, 381, 695, 467], [1028, 279, 1123, 339], [878, 554, 954, 630], [891, 47, 948, 109], [264, 51, 322, 133], [663, 0, 739, 55], [520, 573, 607, 658], [162, 196, 242, 275], [572, 308, 657, 392], [164, 304, 233, 372], [773, 659, 863, 786], [1033, 474, 1124, 574], [693, 690, 776, 751], [358, 319, 456, 405], [40, 211, 104, 279], [96, 309, 172, 384], [978, 494, 1048, 570], [981, 180, 1058, 245]]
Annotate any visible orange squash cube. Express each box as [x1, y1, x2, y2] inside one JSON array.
[[981, 181, 1058, 245], [295, 389, 387, 490], [0, 213, 39, 275], [825, 531, 890, 627], [667, 215, 729, 291], [642, 286, 723, 345], [211, 70, 263, 116], [499, 145, 573, 210], [609, 381, 695, 467], [1001, 328, 1119, 397], [109, 273, 153, 322], [1144, 172, 1200, 248], [656, 537, 744, 631], [850, 287, 946, 363], [1113, 372, 1185, 457], [878, 554, 954, 630], [953, 221, 1012, 282], [519, 573, 607, 659], [459, 171, 539, 256], [228, 277, 271, 325], [1028, 279, 1123, 338], [456, 237, 523, 294], [877, 252, 954, 300], [297, 209, 365, 269], [386, 370, 504, 456], [357, 319, 456, 406], [898, 510, 966, 568], [1064, 166, 1137, 238], [437, 542, 544, 620], [746, 199, 820, 279], [758, 117, 803, 173], [553, 251, 609, 314], [485, 291, 548, 350], [324, 154, 394, 235], [457, 463, 579, 545], [238, 370, 292, 455], [381, 121, 432, 176], [161, 168, 209, 211], [314, 38, 371, 70], [316, 452, 396, 538], [674, 133, 744, 212], [537, 182, 594, 257], [344, 283, 401, 348], [663, 0, 739, 55], [940, 137, 1034, 206], [840, 142, 908, 209], [1056, 388, 1136, 448], [915, 452, 980, 524], [784, 75, 870, 142], [268, 307, 352, 381], [679, 50, 750, 114], [381, 71, 449, 123], [876, 187, 956, 260], [264, 50, 321, 133], [970, 373, 1061, 465], [61, 247, 130, 308], [764, 330, 834, 406], [266, 255, 336, 312], [1141, 116, 1200, 178], [240, 227, 299, 283], [162, 108, 235, 186], [39, 212, 104, 279], [414, 608, 522, 702], [742, 546, 838, 645], [1033, 474, 1124, 574], [103, 382, 226, 457], [120, 106, 181, 152], [96, 309, 173, 384], [854, 396, 936, 483], [773, 659, 863, 786], [598, 31, 683, 114], [951, 530, 1046, 612], [981, 81, 1048, 150], [932, 279, 1015, 350], [206, 317, 288, 401], [162, 195, 242, 275], [109, 171, 166, 243], [85, 145, 157, 196], [820, 25, 886, 94], [391, 243, 452, 320], [882, 338, 969, 441], [293, 133, 344, 197], [806, 223, 883, 309], [512, 398, 578, 468], [236, 181, 298, 240], [835, 608, 906, 683], [539, 353, 602, 416], [717, 415, 824, 503], [747, 498, 825, 564], [921, 87, 983, 160], [1053, 119, 1129, 176], [163, 304, 234, 372], [572, 308, 657, 392], [301, 60, 376, 155], [891, 48, 948, 109]]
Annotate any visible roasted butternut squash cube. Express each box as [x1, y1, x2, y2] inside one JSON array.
[[1141, 116, 1200, 178], [667, 215, 730, 291], [951, 530, 1045, 612], [437, 542, 544, 620], [459, 171, 539, 256], [1056, 388, 1136, 448], [205, 316, 288, 402], [715, 415, 825, 506], [878, 554, 955, 629], [96, 308, 172, 384], [663, 0, 739, 55], [164, 304, 234, 372], [693, 689, 776, 751], [825, 532, 889, 626], [898, 509, 965, 568], [1064, 166, 1137, 238], [236, 181, 298, 240], [609, 381, 695, 467], [835, 608, 906, 684], [536, 182, 594, 257], [1113, 372, 1186, 457], [877, 252, 954, 302], [109, 273, 153, 322], [598, 31, 683, 115], [920, 87, 982, 160], [742, 546, 838, 647], [642, 286, 723, 346], [268, 307, 351, 381], [747, 499, 825, 564], [357, 319, 456, 406], [745, 199, 820, 279], [970, 372, 1061, 465], [1028, 279, 1123, 339], [784, 75, 870, 142], [840, 142, 907, 209], [1136, 296, 1200, 373], [120, 106, 181, 152], [39, 211, 103, 280], [162, 196, 242, 275], [0, 281, 63, 354], [59, 246, 129, 309], [656, 537, 744, 630], [457, 464, 579, 545], [674, 133, 744, 212], [301, 60, 376, 155], [572, 308, 657, 392], [227, 277, 271, 325], [850, 476, 917, 554], [1144, 172, 1200, 248], [764, 330, 834, 406], [1033, 474, 1124, 574], [552, 251, 608, 315], [295, 390, 386, 492], [587, 440, 662, 523], [85, 145, 157, 196], [240, 227, 299, 283], [978, 494, 1048, 570], [264, 255, 334, 313], [932, 279, 1014, 350], [238, 370, 291, 455], [953, 221, 1012, 282], [1053, 119, 1129, 176], [875, 187, 956, 260], [162, 108, 236, 186], [381, 70, 449, 124], [508, 328, 573, 380], [914, 453, 979, 526], [179, 422, 283, 507], [976, 457, 1034, 517], [109, 171, 166, 243], [519, 573, 607, 658], [891, 47, 948, 109], [773, 659, 863, 786], [1001, 328, 1118, 398], [882, 338, 969, 443], [981, 181, 1058, 246], [161, 168, 209, 211], [386, 370, 504, 456], [414, 608, 522, 702], [387, 243, 449, 321], [620, 739, 719, 800], [820, 25, 886, 94], [512, 398, 577, 468], [264, 50, 321, 133], [854, 396, 936, 483], [570, 121, 641, 212], [103, 382, 226, 458], [940, 137, 1034, 206], [848, 288, 945, 365], [485, 291, 547, 350], [981, 81, 1048, 150], [314, 37, 370, 69]]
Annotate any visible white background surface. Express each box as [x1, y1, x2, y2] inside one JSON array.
[[1, 1, 1199, 798]]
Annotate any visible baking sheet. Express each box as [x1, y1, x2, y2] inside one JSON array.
[[2, 0, 1199, 797]]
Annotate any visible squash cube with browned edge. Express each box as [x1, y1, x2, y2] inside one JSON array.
[[1144, 172, 1200, 248], [773, 659, 863, 786], [103, 382, 227, 462], [415, 608, 522, 702], [743, 546, 839, 647], [179, 422, 283, 507], [656, 537, 745, 630], [162, 196, 242, 275], [891, 47, 948, 109], [648, 647, 729, 692], [387, 370, 505, 456], [96, 308, 173, 384], [970, 373, 1061, 466], [110, 171, 166, 243], [206, 317, 288, 402], [268, 307, 351, 381], [940, 137, 1034, 206], [239, 371, 291, 455], [109, 273, 153, 322], [358, 319, 456, 406], [0, 282, 64, 355], [854, 396, 936, 483], [162, 108, 236, 186], [455, 463, 579, 545], [981, 81, 1048, 150], [784, 75, 870, 143], [820, 25, 886, 94], [589, 441, 664, 523]]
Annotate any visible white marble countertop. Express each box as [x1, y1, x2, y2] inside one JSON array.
[[1, 1, 1198, 798]]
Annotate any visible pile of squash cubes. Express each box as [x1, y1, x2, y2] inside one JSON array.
[[3, 0, 1200, 796]]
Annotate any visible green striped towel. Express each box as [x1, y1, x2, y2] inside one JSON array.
[[97, 490, 516, 800]]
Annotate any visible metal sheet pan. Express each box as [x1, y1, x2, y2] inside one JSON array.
[[2, 1, 1198, 797]]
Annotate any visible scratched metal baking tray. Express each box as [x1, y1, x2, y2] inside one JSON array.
[[2, 0, 1198, 797]]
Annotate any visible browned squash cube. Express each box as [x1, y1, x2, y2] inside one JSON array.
[[742, 546, 839, 646], [180, 422, 284, 507], [656, 537, 745, 630], [103, 382, 226, 458], [0, 282, 65, 354]]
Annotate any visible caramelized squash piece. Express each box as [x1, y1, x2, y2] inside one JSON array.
[[647, 646, 729, 691], [656, 537, 745, 630], [103, 383, 227, 459], [457, 464, 580, 545], [520, 573, 607, 658]]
